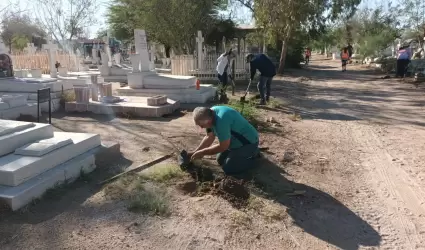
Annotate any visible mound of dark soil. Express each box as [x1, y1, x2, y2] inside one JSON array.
[[178, 163, 250, 208]]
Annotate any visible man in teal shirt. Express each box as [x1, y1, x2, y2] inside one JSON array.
[[189, 106, 260, 174]]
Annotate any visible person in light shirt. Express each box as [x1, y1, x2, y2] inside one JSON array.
[[216, 49, 235, 93], [396, 45, 411, 78]]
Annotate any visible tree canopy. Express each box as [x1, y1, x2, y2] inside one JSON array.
[[233, 0, 361, 73], [1, 14, 46, 52], [33, 0, 97, 43], [107, 0, 233, 55], [310, 2, 401, 60]]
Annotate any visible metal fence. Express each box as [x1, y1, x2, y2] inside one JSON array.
[[170, 53, 250, 80]]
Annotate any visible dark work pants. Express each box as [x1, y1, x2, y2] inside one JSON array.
[[218, 73, 228, 87], [216, 142, 259, 175], [258, 76, 273, 102], [396, 59, 409, 77]]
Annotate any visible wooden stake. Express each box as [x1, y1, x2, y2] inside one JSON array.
[[98, 153, 175, 185]]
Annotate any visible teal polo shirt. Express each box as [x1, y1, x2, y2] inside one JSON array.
[[206, 106, 259, 149]]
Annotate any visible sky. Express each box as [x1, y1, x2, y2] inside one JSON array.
[[0, 0, 390, 39]]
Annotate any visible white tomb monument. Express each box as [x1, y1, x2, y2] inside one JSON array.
[[149, 42, 156, 70], [0, 119, 119, 210], [0, 52, 74, 113], [42, 39, 59, 78], [196, 31, 204, 70], [117, 29, 216, 103], [24, 43, 37, 55]]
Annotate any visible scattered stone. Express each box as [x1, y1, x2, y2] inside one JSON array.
[[266, 116, 278, 123], [318, 157, 329, 165], [142, 147, 150, 152], [283, 150, 297, 163]]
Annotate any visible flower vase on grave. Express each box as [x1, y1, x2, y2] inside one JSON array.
[[100, 83, 113, 97], [74, 87, 90, 103]]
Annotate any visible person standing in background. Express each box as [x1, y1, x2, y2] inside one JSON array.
[[340, 48, 350, 72], [246, 53, 276, 105], [305, 48, 312, 65], [396, 45, 411, 78]]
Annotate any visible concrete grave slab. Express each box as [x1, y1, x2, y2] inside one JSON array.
[[0, 149, 96, 210], [15, 137, 73, 157], [65, 96, 180, 117], [0, 103, 38, 120], [0, 122, 53, 156], [0, 120, 35, 136], [0, 132, 101, 186], [1, 95, 27, 108], [116, 84, 216, 103], [0, 102, 9, 110]]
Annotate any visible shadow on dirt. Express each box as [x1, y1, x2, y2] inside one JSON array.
[[248, 156, 381, 250], [177, 153, 381, 250], [0, 155, 133, 225]]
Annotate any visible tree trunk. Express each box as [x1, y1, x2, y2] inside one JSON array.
[[277, 37, 289, 74], [165, 45, 171, 58]]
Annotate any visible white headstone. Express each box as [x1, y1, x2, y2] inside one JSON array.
[[24, 43, 36, 55], [130, 54, 141, 72], [103, 36, 112, 66], [196, 31, 204, 70], [0, 39, 6, 54], [149, 43, 156, 70], [114, 53, 121, 65], [134, 29, 150, 72], [42, 39, 59, 78]]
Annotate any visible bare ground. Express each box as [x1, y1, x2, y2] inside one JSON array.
[[1, 55, 425, 249]]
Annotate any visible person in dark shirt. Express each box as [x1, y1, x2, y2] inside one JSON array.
[[246, 53, 276, 105]]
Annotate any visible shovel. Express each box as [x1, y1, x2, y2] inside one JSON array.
[[240, 79, 252, 103]]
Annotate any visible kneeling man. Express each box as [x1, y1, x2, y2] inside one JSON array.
[[189, 106, 259, 174]]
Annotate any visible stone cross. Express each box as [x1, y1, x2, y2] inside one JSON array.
[[42, 39, 59, 78], [134, 29, 150, 72], [149, 43, 156, 70], [103, 36, 112, 66], [196, 30, 204, 70]]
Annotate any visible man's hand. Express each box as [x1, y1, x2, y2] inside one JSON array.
[[187, 151, 194, 159], [190, 150, 205, 161]]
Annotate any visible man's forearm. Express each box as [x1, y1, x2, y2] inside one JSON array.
[[194, 135, 215, 152], [199, 143, 225, 156], [250, 69, 256, 81]]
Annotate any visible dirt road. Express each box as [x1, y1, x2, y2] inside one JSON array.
[[275, 56, 425, 249], [1, 56, 425, 250]]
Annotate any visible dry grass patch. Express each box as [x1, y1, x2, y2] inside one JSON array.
[[141, 164, 186, 183], [289, 113, 302, 121], [128, 183, 170, 216], [103, 175, 171, 216], [247, 195, 287, 222], [229, 210, 252, 228]]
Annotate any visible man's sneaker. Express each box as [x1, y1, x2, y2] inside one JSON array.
[[259, 100, 266, 105]]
